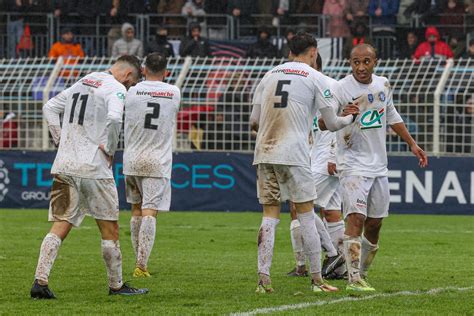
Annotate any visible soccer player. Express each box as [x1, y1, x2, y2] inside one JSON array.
[[319, 43, 428, 291], [250, 32, 358, 293], [288, 54, 345, 279], [31, 55, 148, 299], [123, 53, 181, 277]]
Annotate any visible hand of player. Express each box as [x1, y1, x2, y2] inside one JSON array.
[[327, 162, 337, 175], [341, 103, 360, 116], [410, 144, 428, 168], [99, 144, 113, 168]]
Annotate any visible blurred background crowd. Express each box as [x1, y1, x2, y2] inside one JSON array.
[[1, 0, 474, 60]]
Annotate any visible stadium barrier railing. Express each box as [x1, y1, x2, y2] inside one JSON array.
[[0, 57, 473, 155]]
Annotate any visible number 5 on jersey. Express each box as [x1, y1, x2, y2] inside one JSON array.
[[144, 102, 160, 130], [274, 80, 291, 108]]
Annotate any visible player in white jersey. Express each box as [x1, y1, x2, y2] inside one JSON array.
[[123, 53, 181, 278], [31, 56, 148, 299], [251, 32, 359, 294], [320, 44, 428, 291], [288, 54, 345, 279]]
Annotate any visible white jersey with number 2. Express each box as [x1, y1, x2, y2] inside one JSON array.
[[123, 80, 181, 179], [43, 71, 126, 179], [330, 74, 403, 177], [252, 61, 335, 167]]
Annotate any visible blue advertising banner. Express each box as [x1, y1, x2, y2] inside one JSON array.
[[0, 151, 472, 214]]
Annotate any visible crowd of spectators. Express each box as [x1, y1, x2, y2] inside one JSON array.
[[1, 0, 474, 59]]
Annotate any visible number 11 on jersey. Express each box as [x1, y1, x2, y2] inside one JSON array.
[[69, 93, 89, 125]]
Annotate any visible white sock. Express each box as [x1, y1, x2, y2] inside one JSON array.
[[315, 215, 337, 257], [297, 211, 322, 278], [343, 235, 362, 283], [34, 233, 61, 284], [360, 235, 379, 278], [326, 219, 345, 250], [130, 216, 142, 258], [101, 239, 123, 289], [136, 215, 156, 270], [257, 217, 280, 276], [290, 219, 305, 266]]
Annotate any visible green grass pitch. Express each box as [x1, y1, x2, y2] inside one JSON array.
[[0, 209, 473, 315]]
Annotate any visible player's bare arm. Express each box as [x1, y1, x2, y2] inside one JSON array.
[[98, 144, 113, 167], [390, 122, 428, 168], [318, 103, 359, 131], [43, 89, 69, 146]]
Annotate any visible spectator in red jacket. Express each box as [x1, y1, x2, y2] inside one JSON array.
[[413, 26, 454, 61]]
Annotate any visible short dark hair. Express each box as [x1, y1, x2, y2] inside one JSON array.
[[469, 39, 474, 46], [115, 55, 141, 79], [189, 22, 201, 32], [288, 32, 317, 56], [316, 53, 322, 72], [144, 53, 167, 74]]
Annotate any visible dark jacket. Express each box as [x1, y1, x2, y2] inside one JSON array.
[[398, 43, 418, 59], [179, 36, 210, 57], [5, 0, 47, 21], [227, 0, 257, 25], [247, 39, 277, 58], [204, 0, 228, 25], [147, 36, 175, 57], [404, 0, 443, 25], [368, 0, 400, 29], [54, 0, 105, 17]]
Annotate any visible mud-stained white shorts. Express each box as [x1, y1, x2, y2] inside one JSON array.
[[125, 176, 171, 211], [313, 173, 341, 211], [256, 164, 317, 204], [340, 175, 389, 219], [48, 174, 119, 227]]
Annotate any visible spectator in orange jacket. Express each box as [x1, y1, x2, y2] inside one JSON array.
[[48, 28, 85, 59], [413, 26, 454, 61]]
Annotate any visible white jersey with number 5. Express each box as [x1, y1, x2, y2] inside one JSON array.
[[123, 80, 181, 179], [330, 74, 403, 177], [252, 61, 335, 167], [43, 71, 126, 179]]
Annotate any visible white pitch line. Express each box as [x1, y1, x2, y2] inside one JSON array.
[[384, 229, 473, 234], [230, 286, 474, 316]]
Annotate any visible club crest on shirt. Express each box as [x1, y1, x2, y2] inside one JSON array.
[[368, 93, 374, 103], [323, 89, 332, 98], [360, 108, 385, 130], [379, 91, 386, 102], [116, 92, 126, 100]]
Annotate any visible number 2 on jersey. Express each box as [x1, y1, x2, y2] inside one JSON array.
[[274, 80, 291, 108], [144, 102, 160, 130], [69, 93, 89, 125]]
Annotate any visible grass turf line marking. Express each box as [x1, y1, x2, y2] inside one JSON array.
[[230, 286, 474, 316]]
